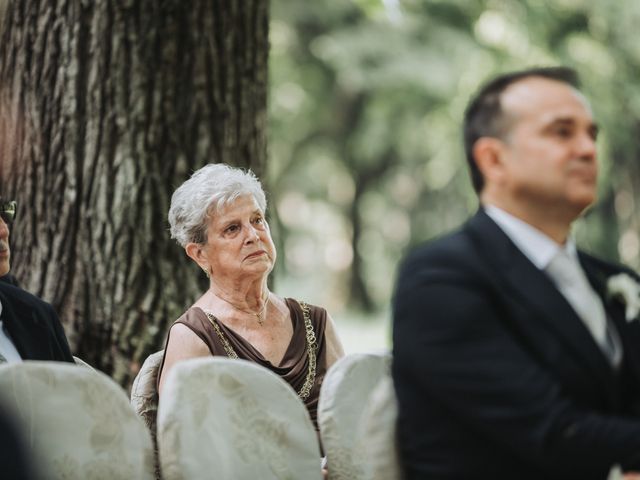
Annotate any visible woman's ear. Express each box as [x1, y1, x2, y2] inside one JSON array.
[[185, 242, 207, 271]]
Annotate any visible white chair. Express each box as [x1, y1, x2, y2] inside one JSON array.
[[157, 357, 323, 480], [73, 355, 95, 369], [131, 350, 165, 479], [0, 361, 154, 479], [317, 352, 391, 480], [356, 376, 403, 480], [131, 350, 164, 435]]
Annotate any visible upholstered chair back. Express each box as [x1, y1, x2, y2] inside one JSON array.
[[356, 376, 403, 480], [0, 361, 154, 479], [157, 357, 323, 480], [72, 355, 94, 369], [131, 349, 165, 479], [317, 352, 391, 480], [131, 350, 164, 435]]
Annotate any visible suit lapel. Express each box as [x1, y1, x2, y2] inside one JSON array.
[[0, 287, 41, 360], [581, 255, 640, 385], [466, 211, 616, 396]]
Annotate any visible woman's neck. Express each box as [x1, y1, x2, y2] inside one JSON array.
[[208, 278, 268, 310]]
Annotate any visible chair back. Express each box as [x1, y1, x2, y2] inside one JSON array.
[[73, 355, 95, 369], [131, 350, 164, 434], [131, 350, 165, 479], [357, 376, 403, 480], [318, 352, 391, 480], [157, 357, 323, 480], [0, 361, 154, 479]]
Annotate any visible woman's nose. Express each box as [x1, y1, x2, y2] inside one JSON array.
[[244, 224, 260, 242]]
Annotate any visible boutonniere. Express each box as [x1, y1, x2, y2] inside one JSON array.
[[607, 273, 640, 322]]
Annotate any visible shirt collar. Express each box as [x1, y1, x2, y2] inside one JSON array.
[[484, 205, 577, 270]]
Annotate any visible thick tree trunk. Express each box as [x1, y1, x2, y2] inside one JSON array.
[[0, 0, 269, 386]]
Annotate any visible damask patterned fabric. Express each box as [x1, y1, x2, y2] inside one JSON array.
[[158, 298, 328, 430], [0, 361, 155, 480], [131, 350, 164, 435], [130, 350, 164, 479], [157, 357, 323, 480], [356, 376, 403, 480], [317, 352, 391, 480]]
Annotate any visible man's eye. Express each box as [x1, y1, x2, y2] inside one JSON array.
[[553, 127, 572, 137]]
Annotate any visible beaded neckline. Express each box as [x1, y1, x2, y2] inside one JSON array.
[[203, 300, 317, 400]]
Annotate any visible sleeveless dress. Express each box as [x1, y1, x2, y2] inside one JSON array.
[[158, 298, 328, 430]]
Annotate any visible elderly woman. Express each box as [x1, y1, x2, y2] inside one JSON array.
[[157, 163, 344, 430]]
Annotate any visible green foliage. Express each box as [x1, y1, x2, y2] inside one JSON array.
[[269, 0, 640, 315]]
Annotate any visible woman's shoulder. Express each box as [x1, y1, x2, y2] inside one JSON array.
[[172, 306, 209, 330], [283, 297, 328, 332], [283, 296, 325, 314]]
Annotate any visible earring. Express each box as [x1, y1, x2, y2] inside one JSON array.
[[202, 267, 210, 279]]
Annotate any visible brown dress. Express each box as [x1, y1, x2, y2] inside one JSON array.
[[158, 298, 328, 430]]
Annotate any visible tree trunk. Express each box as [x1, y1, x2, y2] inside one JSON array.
[[0, 0, 269, 386]]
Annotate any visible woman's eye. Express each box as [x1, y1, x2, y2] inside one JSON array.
[[225, 224, 239, 233], [254, 217, 264, 224]]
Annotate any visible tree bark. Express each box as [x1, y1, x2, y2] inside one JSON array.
[[0, 0, 269, 386]]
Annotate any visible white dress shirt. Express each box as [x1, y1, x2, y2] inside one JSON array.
[[485, 205, 574, 270], [0, 299, 23, 363], [485, 205, 621, 366]]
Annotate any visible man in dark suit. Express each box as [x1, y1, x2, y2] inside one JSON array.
[[0, 199, 73, 363], [392, 67, 640, 479], [0, 401, 39, 479]]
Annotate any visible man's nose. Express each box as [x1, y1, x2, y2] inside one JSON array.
[[0, 218, 9, 239], [576, 131, 597, 160]]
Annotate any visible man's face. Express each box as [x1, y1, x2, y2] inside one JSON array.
[[497, 77, 598, 219], [0, 200, 15, 276], [0, 215, 10, 276]]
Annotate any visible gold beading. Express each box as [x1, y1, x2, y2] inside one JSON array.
[[204, 300, 317, 400]]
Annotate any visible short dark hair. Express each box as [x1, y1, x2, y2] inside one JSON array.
[[463, 67, 581, 193]]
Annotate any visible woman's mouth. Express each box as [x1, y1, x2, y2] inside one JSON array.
[[245, 250, 266, 260]]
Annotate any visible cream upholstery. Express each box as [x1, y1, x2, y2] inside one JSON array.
[[157, 357, 323, 480], [356, 376, 402, 480], [130, 350, 165, 479], [130, 350, 164, 435], [318, 352, 391, 480], [0, 361, 154, 479], [73, 355, 94, 370]]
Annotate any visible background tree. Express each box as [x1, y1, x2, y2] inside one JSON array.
[[269, 0, 640, 323], [0, 0, 269, 386]]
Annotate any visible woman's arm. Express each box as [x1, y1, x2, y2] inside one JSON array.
[[158, 323, 211, 394], [324, 313, 345, 369]]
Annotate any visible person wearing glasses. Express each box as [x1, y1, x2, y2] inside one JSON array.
[[0, 198, 73, 363], [0, 200, 19, 286]]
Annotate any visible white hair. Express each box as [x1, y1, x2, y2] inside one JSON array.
[[168, 163, 267, 247]]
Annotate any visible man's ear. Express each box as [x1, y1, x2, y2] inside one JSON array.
[[185, 242, 207, 270], [473, 137, 507, 187]]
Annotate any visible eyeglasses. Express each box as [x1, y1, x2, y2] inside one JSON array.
[[0, 200, 17, 225]]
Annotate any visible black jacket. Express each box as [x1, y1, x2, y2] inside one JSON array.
[[393, 210, 640, 479], [0, 282, 73, 362]]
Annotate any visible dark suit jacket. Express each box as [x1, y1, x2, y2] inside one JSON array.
[[392, 210, 640, 480], [0, 282, 73, 362], [0, 402, 38, 479]]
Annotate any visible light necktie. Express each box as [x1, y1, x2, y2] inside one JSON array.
[[546, 249, 621, 366]]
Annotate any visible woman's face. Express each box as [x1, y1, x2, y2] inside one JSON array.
[[200, 195, 276, 281]]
